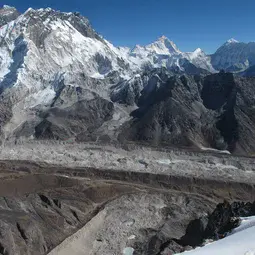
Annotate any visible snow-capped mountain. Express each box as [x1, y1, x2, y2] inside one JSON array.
[[211, 38, 255, 72], [130, 35, 215, 72], [132, 35, 181, 57], [0, 7, 135, 81], [0, 6, 138, 140]]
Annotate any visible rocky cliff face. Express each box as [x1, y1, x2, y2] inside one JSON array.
[[119, 70, 255, 155]]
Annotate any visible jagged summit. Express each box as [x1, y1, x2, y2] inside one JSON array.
[[158, 35, 168, 41], [146, 35, 181, 54], [0, 4, 19, 26], [226, 38, 239, 44], [0, 5, 18, 12], [193, 47, 203, 53], [2, 5, 15, 9], [211, 39, 255, 72]]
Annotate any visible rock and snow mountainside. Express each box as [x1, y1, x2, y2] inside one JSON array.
[[0, 6, 255, 155], [211, 38, 255, 72], [0, 6, 212, 142], [0, 6, 134, 141]]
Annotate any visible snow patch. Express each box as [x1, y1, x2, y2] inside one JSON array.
[[226, 38, 239, 44], [25, 86, 56, 109], [123, 247, 134, 255]]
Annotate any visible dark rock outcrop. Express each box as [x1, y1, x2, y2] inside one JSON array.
[[178, 201, 255, 249], [121, 69, 224, 150], [136, 201, 255, 255], [201, 72, 239, 151], [120, 69, 255, 155]]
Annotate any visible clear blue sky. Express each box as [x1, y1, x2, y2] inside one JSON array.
[[1, 0, 255, 53]]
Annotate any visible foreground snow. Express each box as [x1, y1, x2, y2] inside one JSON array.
[[177, 217, 255, 255]]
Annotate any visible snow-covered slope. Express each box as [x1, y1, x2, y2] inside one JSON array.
[[0, 6, 139, 139], [183, 48, 215, 72], [0, 7, 135, 81], [178, 216, 255, 255]]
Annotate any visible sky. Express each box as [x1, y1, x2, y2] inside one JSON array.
[[1, 0, 255, 53]]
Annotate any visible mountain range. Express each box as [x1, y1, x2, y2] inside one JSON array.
[[0, 5, 255, 155], [0, 6, 255, 255]]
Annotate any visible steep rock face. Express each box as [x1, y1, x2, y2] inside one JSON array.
[[121, 70, 255, 155], [110, 74, 144, 106], [211, 39, 255, 72], [201, 72, 238, 152], [34, 95, 114, 141], [12, 75, 116, 142], [234, 76, 255, 154], [111, 66, 209, 107], [121, 70, 222, 149], [202, 73, 255, 154]]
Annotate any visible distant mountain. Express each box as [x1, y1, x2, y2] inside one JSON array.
[[211, 39, 255, 72], [130, 36, 215, 73]]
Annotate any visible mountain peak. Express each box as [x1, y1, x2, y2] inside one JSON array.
[[226, 38, 239, 44], [0, 4, 19, 26], [2, 5, 15, 9], [0, 5, 18, 13], [158, 35, 168, 41], [146, 36, 180, 55], [194, 48, 203, 53]]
